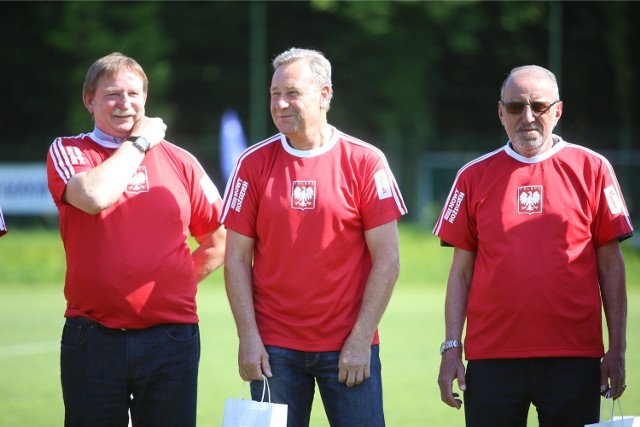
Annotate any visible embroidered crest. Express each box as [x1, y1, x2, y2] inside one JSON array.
[[291, 181, 316, 210], [518, 185, 542, 214], [126, 166, 149, 194]]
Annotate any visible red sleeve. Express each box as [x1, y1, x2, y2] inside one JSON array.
[[47, 136, 96, 206], [433, 168, 478, 251], [359, 150, 407, 231], [591, 158, 634, 247]]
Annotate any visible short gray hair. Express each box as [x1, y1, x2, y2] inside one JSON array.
[[272, 47, 333, 109], [500, 65, 560, 101]]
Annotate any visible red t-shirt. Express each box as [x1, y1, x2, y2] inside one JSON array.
[[47, 130, 223, 329], [434, 137, 633, 360], [220, 128, 407, 351]]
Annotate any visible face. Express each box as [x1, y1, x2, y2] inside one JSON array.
[[498, 70, 562, 158], [270, 59, 329, 144], [83, 68, 146, 139]]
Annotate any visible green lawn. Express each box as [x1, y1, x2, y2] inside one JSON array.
[[1, 225, 638, 426]]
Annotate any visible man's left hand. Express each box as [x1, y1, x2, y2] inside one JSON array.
[[338, 338, 371, 387]]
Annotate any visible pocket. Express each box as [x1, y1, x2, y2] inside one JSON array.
[[60, 318, 89, 349], [164, 323, 199, 342]]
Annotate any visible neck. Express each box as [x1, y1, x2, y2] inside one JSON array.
[[287, 124, 333, 151]]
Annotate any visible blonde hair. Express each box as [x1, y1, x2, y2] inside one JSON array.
[[83, 52, 148, 100]]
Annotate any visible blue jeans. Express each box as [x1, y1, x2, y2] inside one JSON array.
[[60, 317, 200, 427], [250, 345, 385, 427]]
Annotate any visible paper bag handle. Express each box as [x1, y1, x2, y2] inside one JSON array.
[[239, 375, 272, 403], [599, 396, 627, 421]]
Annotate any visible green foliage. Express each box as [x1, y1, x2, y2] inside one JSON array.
[[46, 1, 175, 134], [2, 1, 640, 222]]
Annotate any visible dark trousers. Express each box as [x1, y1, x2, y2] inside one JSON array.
[[61, 317, 200, 427], [464, 357, 601, 427]]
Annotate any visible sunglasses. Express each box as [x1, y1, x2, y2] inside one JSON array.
[[500, 100, 560, 115]]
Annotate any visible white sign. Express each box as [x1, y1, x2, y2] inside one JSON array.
[[0, 163, 57, 215]]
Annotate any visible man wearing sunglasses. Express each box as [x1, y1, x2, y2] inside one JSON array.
[[434, 65, 633, 427]]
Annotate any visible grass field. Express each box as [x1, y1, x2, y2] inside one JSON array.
[[1, 225, 639, 426]]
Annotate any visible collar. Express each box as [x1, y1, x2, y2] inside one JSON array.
[[505, 134, 565, 164], [88, 126, 127, 149]]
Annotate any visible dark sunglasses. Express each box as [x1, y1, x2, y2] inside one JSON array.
[[500, 100, 560, 115]]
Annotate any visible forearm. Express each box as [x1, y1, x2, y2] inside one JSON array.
[[598, 241, 627, 352], [350, 255, 400, 344], [349, 221, 400, 344], [224, 231, 261, 341], [444, 248, 475, 342], [65, 140, 145, 214], [225, 262, 261, 341], [192, 226, 227, 283]]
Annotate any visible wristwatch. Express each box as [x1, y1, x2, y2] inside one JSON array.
[[126, 136, 151, 154], [440, 340, 463, 356]]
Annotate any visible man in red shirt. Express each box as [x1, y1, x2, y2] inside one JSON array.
[[47, 52, 226, 426], [434, 65, 632, 427], [220, 47, 407, 426]]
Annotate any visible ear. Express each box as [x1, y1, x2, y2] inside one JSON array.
[[320, 84, 331, 109], [553, 100, 563, 126], [83, 92, 94, 114], [498, 101, 505, 125]]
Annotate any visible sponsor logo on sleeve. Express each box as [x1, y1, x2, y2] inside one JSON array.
[[517, 185, 542, 214], [374, 169, 392, 200], [231, 178, 249, 213], [65, 146, 86, 165], [443, 189, 465, 224], [604, 185, 623, 215], [291, 181, 316, 210]]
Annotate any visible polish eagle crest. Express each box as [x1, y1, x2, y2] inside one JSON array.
[[291, 181, 316, 210], [126, 166, 150, 194], [517, 185, 542, 214]]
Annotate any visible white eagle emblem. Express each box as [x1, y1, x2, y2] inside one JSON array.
[[517, 185, 542, 214], [126, 166, 150, 194], [291, 181, 316, 210]]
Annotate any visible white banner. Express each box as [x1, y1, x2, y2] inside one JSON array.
[[0, 163, 57, 215]]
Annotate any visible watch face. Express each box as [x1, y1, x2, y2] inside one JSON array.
[[134, 137, 151, 152]]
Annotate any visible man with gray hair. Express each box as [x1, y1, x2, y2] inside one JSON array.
[[434, 65, 632, 426], [221, 47, 407, 426]]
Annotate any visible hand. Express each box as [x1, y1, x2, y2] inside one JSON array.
[[238, 337, 272, 381], [130, 116, 167, 149], [438, 349, 466, 409], [338, 337, 371, 387], [600, 349, 626, 399]]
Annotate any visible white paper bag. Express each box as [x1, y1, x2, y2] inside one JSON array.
[[221, 376, 287, 427], [585, 397, 639, 427]]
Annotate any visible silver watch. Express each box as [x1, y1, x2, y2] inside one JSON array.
[[126, 136, 151, 154], [440, 339, 462, 356]]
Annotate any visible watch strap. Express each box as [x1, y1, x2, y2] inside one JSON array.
[[440, 339, 462, 356], [126, 136, 151, 154]]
